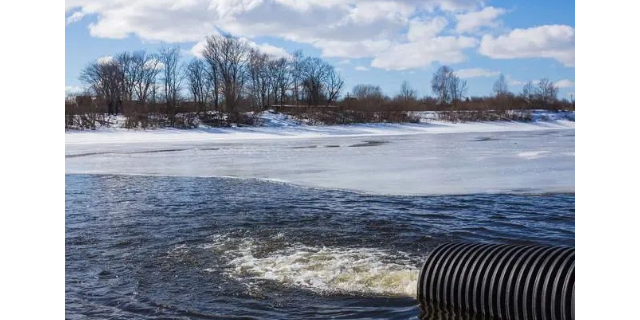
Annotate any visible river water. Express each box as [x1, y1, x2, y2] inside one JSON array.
[[65, 174, 574, 319]]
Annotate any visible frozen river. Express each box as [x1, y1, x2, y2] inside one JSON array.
[[65, 121, 575, 195]]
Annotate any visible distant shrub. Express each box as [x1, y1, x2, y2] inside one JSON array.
[[437, 110, 533, 123], [65, 97, 108, 130], [284, 108, 420, 125]]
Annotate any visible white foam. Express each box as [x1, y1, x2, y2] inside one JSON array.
[[204, 236, 419, 297]]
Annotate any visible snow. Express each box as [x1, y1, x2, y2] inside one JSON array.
[[66, 112, 575, 195], [66, 111, 573, 144], [517, 151, 551, 160]]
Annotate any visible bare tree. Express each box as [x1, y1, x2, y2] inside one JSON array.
[[158, 46, 183, 110], [431, 66, 452, 105], [521, 81, 536, 104], [536, 78, 558, 107], [492, 74, 511, 109], [268, 57, 290, 108], [202, 34, 250, 114], [298, 57, 341, 106], [290, 50, 305, 106], [324, 66, 343, 106], [247, 49, 270, 109], [352, 84, 384, 100], [352, 84, 385, 109], [431, 66, 467, 107], [399, 80, 417, 101], [201, 40, 221, 111], [300, 57, 328, 106], [185, 58, 212, 109], [116, 52, 135, 101], [111, 51, 161, 106], [132, 51, 161, 105], [79, 58, 124, 114], [493, 74, 509, 97], [449, 76, 468, 107]]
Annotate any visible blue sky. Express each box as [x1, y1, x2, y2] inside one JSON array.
[[65, 0, 575, 99]]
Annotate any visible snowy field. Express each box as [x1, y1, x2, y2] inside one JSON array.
[[65, 113, 575, 195]]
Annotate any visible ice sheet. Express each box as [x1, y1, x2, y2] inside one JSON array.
[[65, 120, 575, 195]]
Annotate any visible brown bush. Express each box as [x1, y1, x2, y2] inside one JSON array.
[[437, 110, 533, 123], [65, 97, 108, 130], [284, 107, 419, 125]]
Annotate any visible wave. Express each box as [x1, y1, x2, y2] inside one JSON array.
[[202, 235, 419, 297]]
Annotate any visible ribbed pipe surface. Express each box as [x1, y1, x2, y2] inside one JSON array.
[[418, 243, 574, 320]]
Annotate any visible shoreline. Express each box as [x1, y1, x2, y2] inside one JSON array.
[[66, 111, 575, 146]]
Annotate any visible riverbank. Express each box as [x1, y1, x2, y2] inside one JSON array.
[[66, 110, 574, 145]]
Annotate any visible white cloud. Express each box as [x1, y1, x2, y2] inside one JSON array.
[[407, 17, 448, 41], [189, 39, 208, 58], [347, 1, 415, 25], [479, 25, 575, 66], [65, 0, 404, 42], [507, 76, 526, 87], [508, 78, 544, 87], [362, 15, 477, 70], [317, 40, 392, 59], [65, 0, 483, 59], [66, 0, 223, 42], [555, 79, 575, 88], [455, 6, 506, 33], [372, 35, 478, 70], [65, 0, 576, 72], [96, 56, 114, 64], [355, 66, 369, 71], [455, 68, 500, 79], [245, 40, 291, 59], [66, 10, 85, 25], [65, 85, 84, 94]]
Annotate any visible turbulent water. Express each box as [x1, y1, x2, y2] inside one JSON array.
[[65, 174, 574, 319]]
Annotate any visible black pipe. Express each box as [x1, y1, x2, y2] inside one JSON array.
[[418, 243, 574, 320]]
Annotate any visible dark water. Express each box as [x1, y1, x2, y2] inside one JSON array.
[[65, 174, 574, 319]]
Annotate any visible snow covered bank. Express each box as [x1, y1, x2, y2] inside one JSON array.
[[66, 111, 574, 145]]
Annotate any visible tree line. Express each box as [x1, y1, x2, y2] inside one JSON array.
[[427, 66, 566, 110], [338, 68, 569, 113], [78, 34, 344, 117], [70, 33, 573, 128]]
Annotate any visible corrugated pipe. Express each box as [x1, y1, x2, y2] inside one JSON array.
[[417, 243, 574, 320]]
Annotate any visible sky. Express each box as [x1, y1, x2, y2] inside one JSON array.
[[65, 0, 575, 99]]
